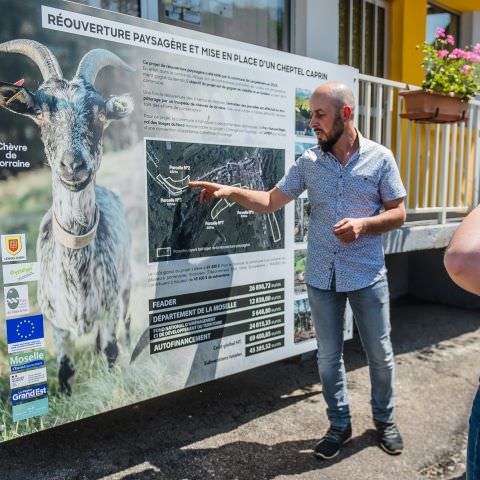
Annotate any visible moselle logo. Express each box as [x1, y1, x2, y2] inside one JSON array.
[[6, 315, 44, 344], [9, 350, 45, 367], [11, 384, 48, 405], [6, 288, 19, 309], [9, 350, 45, 372]]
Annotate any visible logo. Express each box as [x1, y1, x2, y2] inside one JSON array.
[[2, 262, 39, 284], [1, 234, 27, 262], [9, 350, 45, 372], [6, 288, 19, 309], [6, 314, 45, 353], [6, 235, 21, 255], [10, 367, 47, 389], [12, 397, 48, 422], [11, 384, 48, 405], [3, 284, 29, 317]]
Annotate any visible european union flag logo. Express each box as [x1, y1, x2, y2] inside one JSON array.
[[6, 315, 45, 353]]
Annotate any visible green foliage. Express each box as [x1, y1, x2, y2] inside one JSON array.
[[420, 29, 480, 101]]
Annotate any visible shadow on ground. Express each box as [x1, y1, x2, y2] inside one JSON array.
[[1, 297, 478, 479]]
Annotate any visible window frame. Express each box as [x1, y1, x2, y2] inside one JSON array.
[[426, 2, 461, 46], [340, 0, 390, 78]]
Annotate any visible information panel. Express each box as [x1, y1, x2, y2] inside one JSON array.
[[0, 0, 356, 439]]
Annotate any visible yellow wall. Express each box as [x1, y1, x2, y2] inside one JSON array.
[[389, 0, 480, 85]]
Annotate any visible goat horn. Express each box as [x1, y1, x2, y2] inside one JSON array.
[[75, 49, 134, 84], [0, 39, 62, 80]]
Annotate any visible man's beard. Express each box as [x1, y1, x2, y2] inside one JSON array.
[[317, 113, 344, 152]]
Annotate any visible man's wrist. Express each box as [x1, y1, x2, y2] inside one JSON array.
[[226, 186, 236, 200], [359, 218, 368, 234]]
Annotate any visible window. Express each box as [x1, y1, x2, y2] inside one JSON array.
[[338, 0, 387, 77], [157, 0, 290, 52], [68, 1, 289, 51], [426, 3, 459, 45], [70, 0, 141, 17]]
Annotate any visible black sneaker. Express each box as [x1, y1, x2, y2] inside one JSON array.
[[314, 423, 352, 459], [374, 421, 404, 455]]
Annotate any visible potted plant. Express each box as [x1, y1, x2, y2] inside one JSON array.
[[399, 28, 480, 123]]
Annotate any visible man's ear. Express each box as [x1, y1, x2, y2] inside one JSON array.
[[106, 93, 134, 120], [0, 82, 36, 116], [343, 104, 353, 122]]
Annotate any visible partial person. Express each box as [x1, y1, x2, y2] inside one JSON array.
[[444, 205, 480, 480], [189, 81, 407, 459]]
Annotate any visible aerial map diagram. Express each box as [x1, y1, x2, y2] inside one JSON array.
[[146, 140, 285, 262]]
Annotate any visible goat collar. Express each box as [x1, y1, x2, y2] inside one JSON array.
[[52, 205, 100, 249]]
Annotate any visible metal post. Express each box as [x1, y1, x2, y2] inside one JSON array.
[[438, 124, 451, 224]]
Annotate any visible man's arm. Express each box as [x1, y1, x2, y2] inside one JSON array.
[[444, 206, 480, 295], [188, 181, 291, 214], [333, 198, 406, 243]]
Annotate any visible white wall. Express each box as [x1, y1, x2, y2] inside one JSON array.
[[291, 0, 339, 63], [460, 11, 480, 47]]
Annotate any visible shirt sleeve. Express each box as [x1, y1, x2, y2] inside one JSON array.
[[379, 151, 407, 202], [276, 155, 307, 199]]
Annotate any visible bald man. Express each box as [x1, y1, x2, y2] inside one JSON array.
[[190, 81, 407, 459]]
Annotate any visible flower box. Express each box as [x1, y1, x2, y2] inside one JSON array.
[[399, 90, 469, 123]]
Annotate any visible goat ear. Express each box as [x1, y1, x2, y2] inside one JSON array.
[[0, 82, 36, 116], [105, 94, 134, 120]]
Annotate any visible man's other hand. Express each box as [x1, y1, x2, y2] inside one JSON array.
[[188, 181, 234, 203], [333, 218, 365, 243]]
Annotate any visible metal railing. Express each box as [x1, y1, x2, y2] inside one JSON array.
[[358, 73, 480, 224]]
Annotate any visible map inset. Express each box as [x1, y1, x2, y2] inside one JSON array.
[[146, 140, 285, 262]]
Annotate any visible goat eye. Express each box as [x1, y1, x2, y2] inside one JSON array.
[[34, 109, 44, 120], [98, 112, 107, 123]]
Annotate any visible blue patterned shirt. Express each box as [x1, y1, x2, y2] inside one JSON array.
[[277, 132, 406, 292]]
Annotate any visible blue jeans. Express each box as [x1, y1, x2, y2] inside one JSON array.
[[467, 386, 480, 480], [307, 275, 395, 428]]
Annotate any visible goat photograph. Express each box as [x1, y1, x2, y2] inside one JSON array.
[[0, 0, 177, 441]]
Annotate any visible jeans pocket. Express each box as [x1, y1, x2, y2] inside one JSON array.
[[367, 276, 390, 305]]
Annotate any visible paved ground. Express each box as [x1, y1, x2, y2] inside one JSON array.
[[1, 296, 479, 480]]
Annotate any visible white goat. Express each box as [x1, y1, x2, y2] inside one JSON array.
[[0, 40, 134, 395]]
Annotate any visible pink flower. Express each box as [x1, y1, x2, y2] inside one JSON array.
[[436, 27, 446, 38], [437, 49, 449, 58], [446, 35, 455, 45], [449, 48, 466, 60], [474, 43, 480, 55], [448, 51, 459, 59], [461, 65, 472, 75], [464, 51, 480, 63]]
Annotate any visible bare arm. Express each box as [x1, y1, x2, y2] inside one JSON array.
[[444, 206, 480, 295], [188, 181, 291, 214], [333, 198, 406, 243]]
